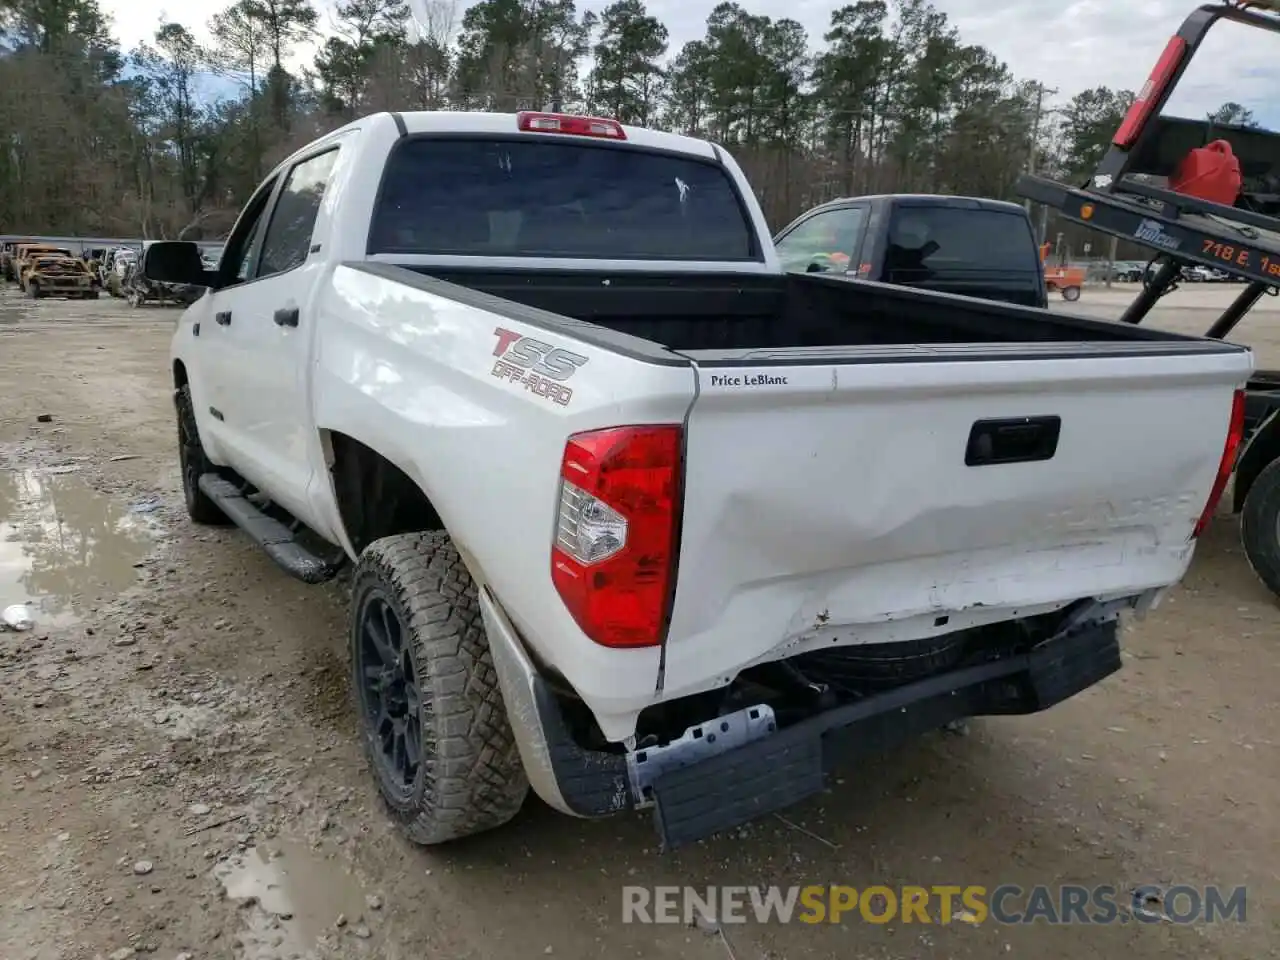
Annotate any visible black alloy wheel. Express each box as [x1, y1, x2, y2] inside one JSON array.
[[355, 592, 423, 798], [174, 384, 229, 525]]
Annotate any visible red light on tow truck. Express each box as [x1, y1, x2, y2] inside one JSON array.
[[1112, 36, 1188, 149], [516, 111, 627, 140]]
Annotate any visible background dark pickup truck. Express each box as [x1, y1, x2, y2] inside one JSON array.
[[774, 193, 1049, 309]]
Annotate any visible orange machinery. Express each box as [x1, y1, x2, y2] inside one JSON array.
[[1040, 241, 1085, 302]]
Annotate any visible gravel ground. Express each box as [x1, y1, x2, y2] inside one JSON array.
[[1051, 279, 1280, 367], [0, 285, 1276, 960]]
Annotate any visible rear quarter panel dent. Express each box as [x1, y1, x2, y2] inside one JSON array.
[[310, 265, 696, 722]]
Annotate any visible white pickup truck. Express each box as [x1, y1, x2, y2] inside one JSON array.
[[146, 110, 1252, 850]]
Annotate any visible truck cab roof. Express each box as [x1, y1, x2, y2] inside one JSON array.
[[238, 109, 779, 276], [313, 109, 724, 162], [805, 194, 1030, 214]]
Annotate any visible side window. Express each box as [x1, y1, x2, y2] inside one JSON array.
[[258, 149, 339, 278], [220, 177, 279, 285], [235, 214, 271, 283], [775, 207, 869, 274]]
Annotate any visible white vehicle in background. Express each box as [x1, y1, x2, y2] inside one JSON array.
[[145, 110, 1252, 850], [100, 247, 137, 297], [1183, 265, 1228, 282]]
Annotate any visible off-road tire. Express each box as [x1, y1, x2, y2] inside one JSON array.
[[175, 385, 230, 526], [1241, 457, 1280, 599], [351, 532, 528, 845], [25, 281, 39, 299]]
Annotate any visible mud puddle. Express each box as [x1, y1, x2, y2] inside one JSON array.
[[0, 467, 152, 628], [213, 838, 370, 957]]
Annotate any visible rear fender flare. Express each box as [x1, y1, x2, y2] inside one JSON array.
[[316, 428, 482, 577]]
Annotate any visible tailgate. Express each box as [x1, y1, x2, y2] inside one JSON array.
[[662, 341, 1251, 691]]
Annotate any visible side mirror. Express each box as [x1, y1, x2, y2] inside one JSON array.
[[143, 241, 219, 289]]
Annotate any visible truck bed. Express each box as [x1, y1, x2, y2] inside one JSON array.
[[325, 258, 1251, 731], [384, 264, 1215, 353]]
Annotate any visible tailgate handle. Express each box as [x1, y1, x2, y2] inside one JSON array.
[[966, 416, 1061, 467]]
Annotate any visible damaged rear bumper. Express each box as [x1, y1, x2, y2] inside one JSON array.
[[480, 587, 1137, 850]]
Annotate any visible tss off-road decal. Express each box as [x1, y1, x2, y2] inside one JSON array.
[[490, 327, 588, 406]]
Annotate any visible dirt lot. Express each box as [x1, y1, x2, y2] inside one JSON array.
[[0, 284, 1276, 960], [1059, 280, 1280, 367]]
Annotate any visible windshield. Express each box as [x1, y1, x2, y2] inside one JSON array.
[[368, 138, 757, 261]]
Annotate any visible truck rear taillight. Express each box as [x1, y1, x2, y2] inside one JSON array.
[[1193, 389, 1246, 539], [1112, 36, 1187, 149], [516, 111, 627, 140], [551, 425, 682, 648]]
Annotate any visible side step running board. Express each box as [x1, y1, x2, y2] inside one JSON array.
[[198, 473, 342, 585]]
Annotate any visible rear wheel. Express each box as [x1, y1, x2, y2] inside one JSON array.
[[175, 385, 230, 526], [1061, 285, 1081, 302], [1241, 457, 1280, 599], [351, 532, 528, 845]]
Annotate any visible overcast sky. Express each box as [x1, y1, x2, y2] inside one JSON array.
[[102, 0, 1280, 123]]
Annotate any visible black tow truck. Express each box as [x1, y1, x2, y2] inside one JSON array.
[[1018, 0, 1280, 597]]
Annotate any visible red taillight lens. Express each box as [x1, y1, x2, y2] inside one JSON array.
[[551, 425, 683, 648], [516, 111, 627, 140], [1193, 389, 1246, 539], [1112, 36, 1187, 149]]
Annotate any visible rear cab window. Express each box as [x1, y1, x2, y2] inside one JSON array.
[[881, 205, 1042, 282], [367, 138, 758, 261]]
